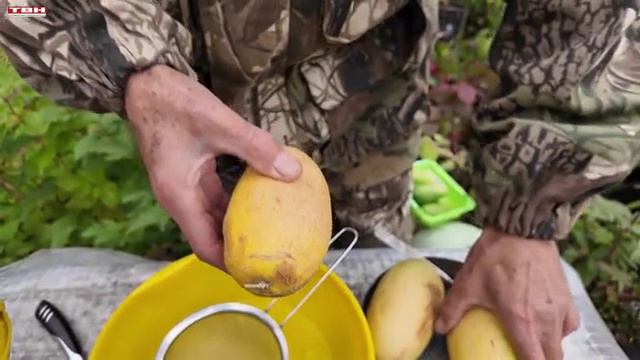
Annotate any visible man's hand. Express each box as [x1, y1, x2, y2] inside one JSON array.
[[434, 228, 580, 360], [124, 65, 301, 269]]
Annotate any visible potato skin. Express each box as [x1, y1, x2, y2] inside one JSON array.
[[447, 307, 517, 360], [222, 146, 332, 297], [365, 258, 445, 360]]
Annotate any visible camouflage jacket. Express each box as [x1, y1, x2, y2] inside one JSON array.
[[1, 0, 640, 241]]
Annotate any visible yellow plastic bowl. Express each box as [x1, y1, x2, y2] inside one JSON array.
[[90, 255, 374, 360], [0, 299, 11, 360]]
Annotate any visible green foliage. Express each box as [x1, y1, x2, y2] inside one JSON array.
[[0, 50, 188, 266], [426, 0, 503, 163], [434, 0, 505, 80], [418, 133, 468, 172], [563, 196, 640, 346]]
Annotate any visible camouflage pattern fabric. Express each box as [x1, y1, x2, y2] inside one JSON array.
[[470, 1, 640, 240], [1, 0, 640, 241]]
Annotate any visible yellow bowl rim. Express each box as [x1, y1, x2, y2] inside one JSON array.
[[90, 254, 374, 359]]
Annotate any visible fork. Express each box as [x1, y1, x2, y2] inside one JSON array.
[[35, 300, 84, 360]]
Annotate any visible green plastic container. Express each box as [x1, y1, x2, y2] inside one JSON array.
[[410, 159, 476, 228]]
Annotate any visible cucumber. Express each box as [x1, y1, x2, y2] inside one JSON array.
[[414, 185, 447, 204], [412, 168, 443, 186], [421, 203, 451, 215]]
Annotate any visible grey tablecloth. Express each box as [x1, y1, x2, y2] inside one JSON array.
[[0, 247, 630, 360]]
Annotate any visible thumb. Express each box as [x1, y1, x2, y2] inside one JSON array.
[[236, 125, 302, 181], [213, 107, 301, 182], [434, 284, 474, 334]]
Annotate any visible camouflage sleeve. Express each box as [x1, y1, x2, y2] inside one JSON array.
[[0, 0, 196, 115], [469, 1, 640, 240]]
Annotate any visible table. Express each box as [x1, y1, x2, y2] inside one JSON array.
[[0, 247, 629, 359]]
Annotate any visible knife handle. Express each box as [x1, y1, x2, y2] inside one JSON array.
[[35, 300, 84, 359]]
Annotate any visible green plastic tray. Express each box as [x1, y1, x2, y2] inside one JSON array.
[[410, 159, 476, 228]]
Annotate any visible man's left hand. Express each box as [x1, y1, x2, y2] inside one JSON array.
[[434, 228, 580, 360]]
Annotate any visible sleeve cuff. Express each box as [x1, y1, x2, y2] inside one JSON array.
[[0, 0, 197, 115], [468, 120, 633, 241], [472, 186, 593, 240]]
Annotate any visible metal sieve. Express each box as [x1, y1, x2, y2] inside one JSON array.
[[155, 227, 359, 360]]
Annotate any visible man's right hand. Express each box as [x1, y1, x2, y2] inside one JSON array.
[[124, 64, 301, 269]]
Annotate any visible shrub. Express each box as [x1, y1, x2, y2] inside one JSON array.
[[0, 50, 188, 266]]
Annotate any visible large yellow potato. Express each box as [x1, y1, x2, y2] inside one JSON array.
[[365, 258, 445, 360], [447, 307, 517, 360], [222, 146, 332, 297]]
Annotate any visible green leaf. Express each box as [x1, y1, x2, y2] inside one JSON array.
[[0, 220, 20, 241], [73, 130, 133, 162], [126, 205, 170, 234], [584, 260, 600, 286], [592, 226, 615, 245], [121, 190, 153, 205], [100, 182, 121, 208], [585, 195, 632, 225], [561, 247, 579, 262], [627, 200, 640, 211], [475, 30, 493, 59], [55, 172, 84, 193], [19, 111, 51, 136], [20, 180, 57, 212], [27, 146, 56, 175], [570, 220, 589, 249], [629, 238, 640, 263], [82, 220, 123, 247], [38, 106, 68, 124], [0, 134, 30, 154], [73, 133, 97, 161], [47, 216, 77, 247], [66, 193, 97, 210], [590, 246, 610, 261], [419, 136, 440, 160], [2, 237, 34, 260], [598, 262, 633, 291], [575, 261, 598, 286]]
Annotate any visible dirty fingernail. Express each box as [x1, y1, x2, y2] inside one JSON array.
[[434, 315, 447, 333], [274, 152, 301, 179]]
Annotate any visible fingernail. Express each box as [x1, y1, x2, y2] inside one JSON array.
[[274, 152, 301, 179], [434, 319, 443, 333], [434, 316, 447, 334]]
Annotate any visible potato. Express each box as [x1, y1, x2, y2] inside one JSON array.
[[365, 258, 445, 360], [447, 307, 517, 360], [222, 146, 332, 297]]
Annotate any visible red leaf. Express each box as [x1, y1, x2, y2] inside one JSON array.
[[455, 82, 478, 105], [430, 62, 440, 75]]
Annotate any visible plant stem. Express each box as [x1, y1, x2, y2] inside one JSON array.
[[0, 173, 17, 194]]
